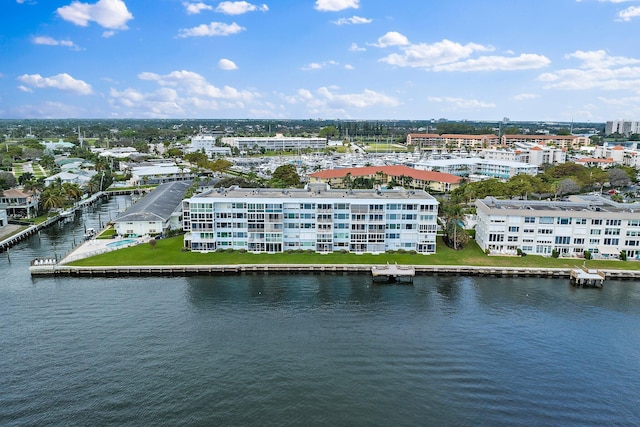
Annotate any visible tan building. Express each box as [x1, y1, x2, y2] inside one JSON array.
[[407, 133, 500, 152], [309, 165, 461, 193], [502, 134, 589, 150]]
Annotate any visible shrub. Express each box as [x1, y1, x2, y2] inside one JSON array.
[[225, 248, 234, 253], [551, 249, 559, 258], [584, 250, 591, 260], [238, 249, 247, 254]]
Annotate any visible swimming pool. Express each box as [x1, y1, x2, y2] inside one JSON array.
[[106, 239, 137, 248]]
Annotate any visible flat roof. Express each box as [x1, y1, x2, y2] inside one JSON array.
[[191, 186, 437, 202], [477, 195, 640, 214]]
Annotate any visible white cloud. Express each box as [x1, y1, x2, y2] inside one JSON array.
[[218, 58, 238, 70], [57, 0, 133, 30], [433, 53, 550, 72], [316, 87, 399, 109], [349, 42, 365, 52], [333, 15, 372, 25], [618, 5, 640, 20], [314, 0, 359, 12], [183, 2, 213, 14], [215, 1, 268, 15], [567, 50, 640, 68], [301, 60, 338, 71], [538, 50, 640, 93], [373, 31, 409, 48], [283, 86, 399, 112], [380, 38, 493, 68], [513, 93, 539, 100], [18, 85, 33, 92], [177, 21, 245, 37], [32, 36, 80, 49], [17, 73, 93, 95], [428, 96, 495, 110], [376, 36, 548, 72], [109, 70, 261, 117], [138, 70, 256, 101], [344, 64, 354, 70]]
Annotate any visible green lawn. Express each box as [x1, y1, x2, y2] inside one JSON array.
[[68, 235, 640, 270]]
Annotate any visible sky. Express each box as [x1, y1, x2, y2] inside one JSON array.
[[2, 0, 640, 122]]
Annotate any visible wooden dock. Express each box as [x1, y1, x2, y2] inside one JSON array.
[[371, 263, 415, 284], [570, 267, 605, 288]]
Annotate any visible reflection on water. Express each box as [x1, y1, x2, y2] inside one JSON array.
[[2, 196, 640, 425]]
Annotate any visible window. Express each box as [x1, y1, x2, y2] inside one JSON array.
[[556, 218, 571, 225], [539, 217, 553, 224], [606, 219, 621, 226], [524, 217, 535, 223], [573, 238, 584, 245], [575, 218, 587, 225], [508, 226, 519, 232], [555, 236, 570, 245], [592, 219, 602, 225], [604, 228, 621, 236], [603, 238, 619, 245]]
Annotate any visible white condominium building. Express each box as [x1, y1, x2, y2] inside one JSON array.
[[475, 196, 640, 260], [183, 185, 439, 254], [221, 134, 326, 152]]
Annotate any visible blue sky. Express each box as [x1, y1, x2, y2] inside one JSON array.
[[2, 0, 640, 121]]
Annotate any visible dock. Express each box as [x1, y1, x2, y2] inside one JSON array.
[[570, 267, 605, 288], [371, 263, 415, 284]]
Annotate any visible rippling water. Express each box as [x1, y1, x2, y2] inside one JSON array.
[[1, 197, 640, 425]]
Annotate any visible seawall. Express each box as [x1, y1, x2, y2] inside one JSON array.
[[29, 264, 640, 280]]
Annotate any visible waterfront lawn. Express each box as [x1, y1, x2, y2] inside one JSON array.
[[68, 235, 640, 270]]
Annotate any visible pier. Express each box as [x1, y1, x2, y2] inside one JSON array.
[[371, 263, 415, 284], [570, 267, 605, 288]]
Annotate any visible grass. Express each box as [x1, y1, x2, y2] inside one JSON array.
[[68, 235, 640, 270], [96, 227, 117, 239]]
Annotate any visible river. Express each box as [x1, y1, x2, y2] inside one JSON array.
[[1, 195, 639, 425]]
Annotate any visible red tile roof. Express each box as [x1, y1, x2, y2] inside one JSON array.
[[309, 165, 461, 184]]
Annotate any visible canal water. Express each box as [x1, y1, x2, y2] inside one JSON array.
[[1, 196, 640, 425]]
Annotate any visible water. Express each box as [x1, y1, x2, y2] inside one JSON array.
[[1, 196, 640, 425]]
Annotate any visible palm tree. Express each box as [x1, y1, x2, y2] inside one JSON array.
[[62, 182, 83, 203], [40, 187, 66, 211]]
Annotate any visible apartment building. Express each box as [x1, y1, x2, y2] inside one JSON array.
[[221, 134, 326, 152], [415, 158, 538, 179], [475, 196, 640, 260], [502, 134, 589, 150], [481, 145, 566, 166], [606, 120, 640, 137], [183, 185, 439, 254], [308, 165, 462, 193], [406, 133, 499, 152], [189, 134, 232, 157]]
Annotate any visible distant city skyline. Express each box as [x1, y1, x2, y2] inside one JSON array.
[[2, 0, 640, 121]]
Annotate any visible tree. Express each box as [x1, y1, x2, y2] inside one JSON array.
[[556, 178, 580, 197], [40, 186, 66, 211], [608, 168, 631, 189], [18, 172, 34, 186], [439, 199, 469, 250], [270, 164, 300, 188], [319, 125, 338, 139], [0, 171, 17, 190]]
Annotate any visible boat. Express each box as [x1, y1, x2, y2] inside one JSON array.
[[83, 228, 97, 240]]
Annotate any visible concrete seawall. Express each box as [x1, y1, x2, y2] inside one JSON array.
[[30, 264, 640, 280]]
